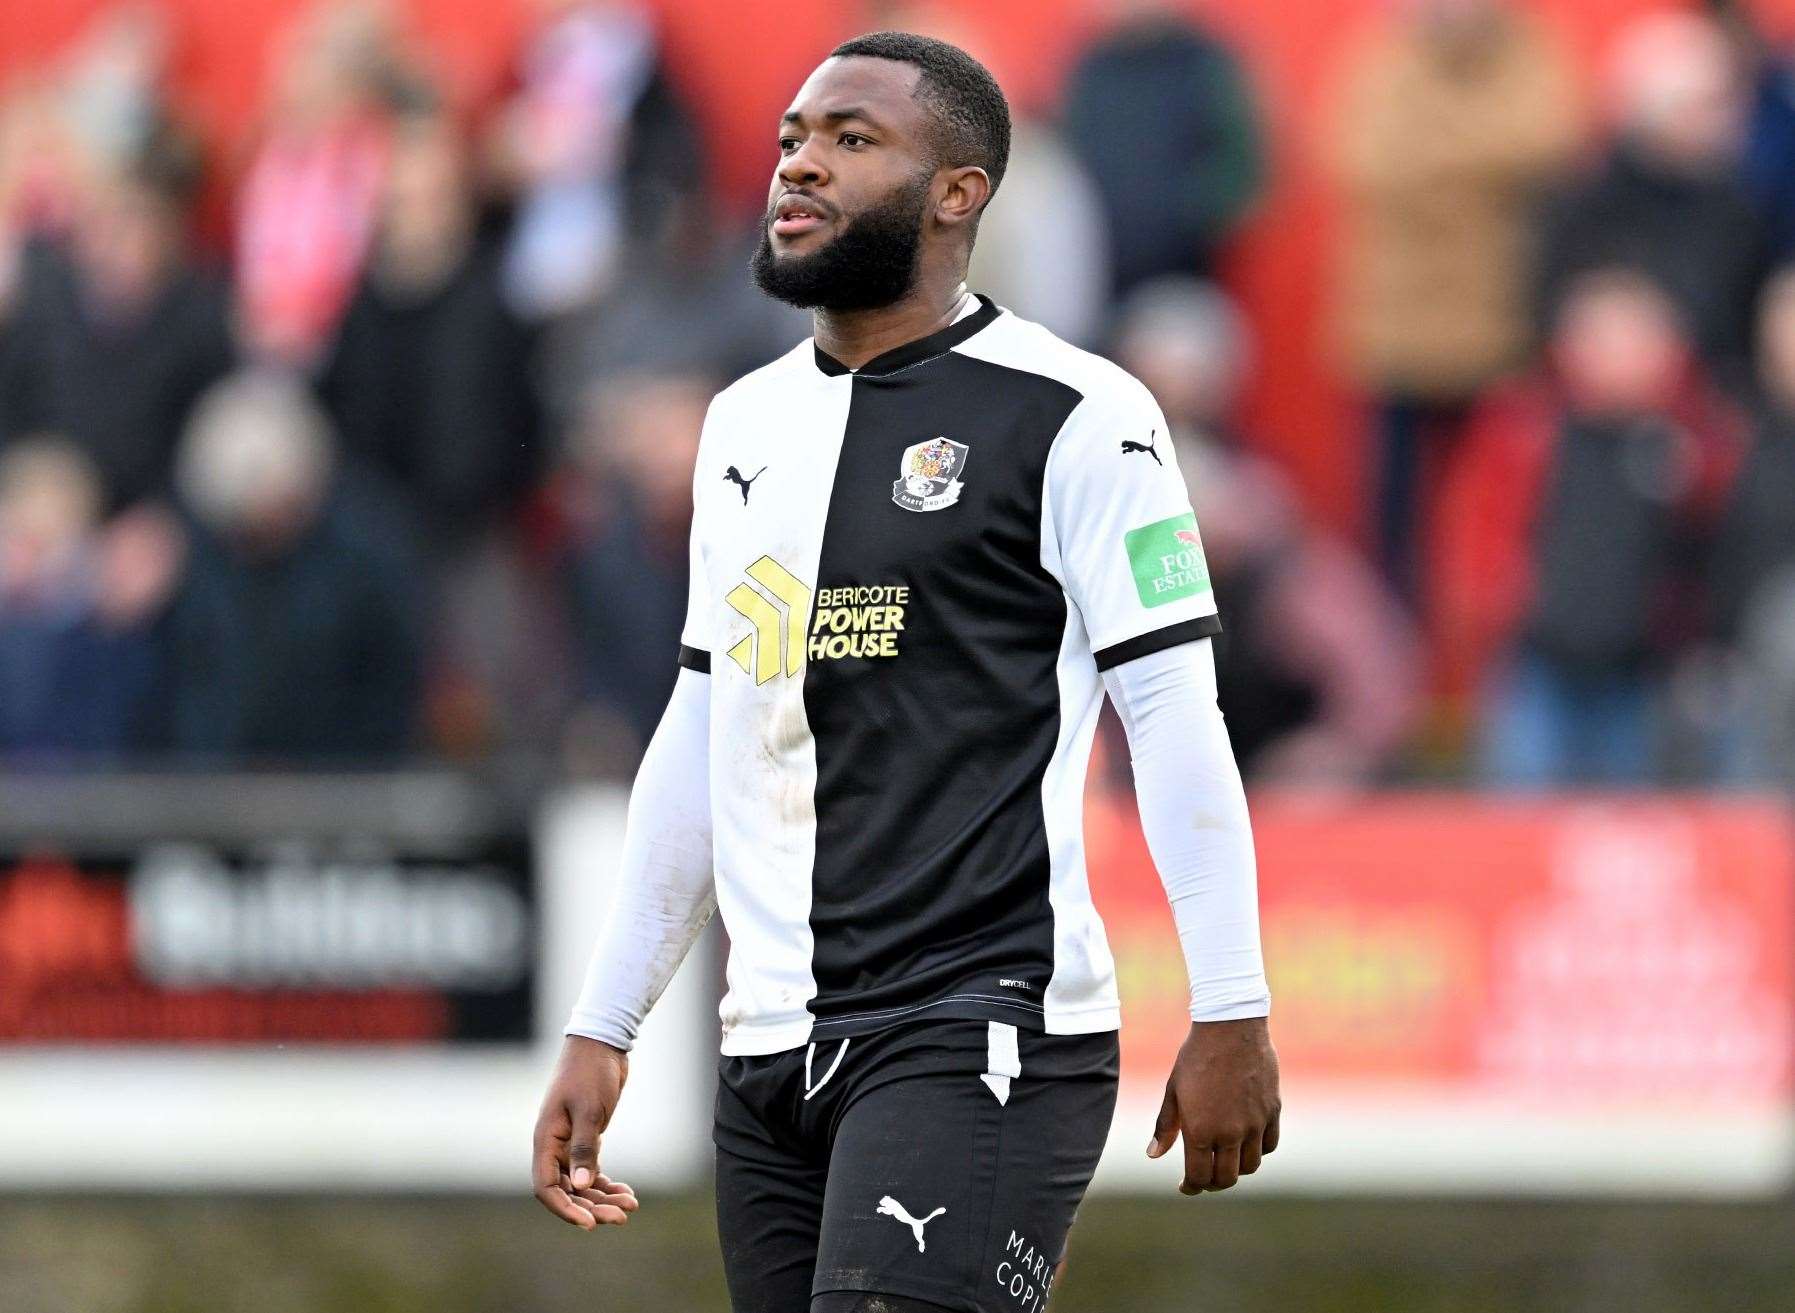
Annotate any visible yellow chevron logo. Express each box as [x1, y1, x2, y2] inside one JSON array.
[[724, 556, 812, 684]]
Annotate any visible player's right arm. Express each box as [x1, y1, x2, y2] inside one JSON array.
[[531, 664, 715, 1230], [533, 419, 720, 1232]]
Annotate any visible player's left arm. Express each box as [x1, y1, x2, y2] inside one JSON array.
[[1045, 378, 1279, 1197], [1102, 641, 1279, 1194]]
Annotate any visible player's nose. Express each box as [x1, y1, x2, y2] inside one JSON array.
[[775, 142, 828, 190]]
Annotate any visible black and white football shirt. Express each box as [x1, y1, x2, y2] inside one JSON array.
[[681, 294, 1221, 1056]]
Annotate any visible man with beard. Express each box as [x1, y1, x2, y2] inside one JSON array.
[[533, 32, 1279, 1313]]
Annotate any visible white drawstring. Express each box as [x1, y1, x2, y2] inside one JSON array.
[[803, 1037, 850, 1101]]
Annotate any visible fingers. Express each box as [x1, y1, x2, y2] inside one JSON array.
[[1179, 1132, 1215, 1195], [572, 1173, 639, 1213], [1145, 1085, 1179, 1160], [533, 1155, 594, 1229], [531, 1105, 583, 1228], [582, 1171, 636, 1202], [567, 1109, 603, 1193], [533, 1104, 608, 1231], [1239, 1130, 1263, 1179], [1206, 1141, 1241, 1192], [564, 1171, 639, 1226], [1154, 1079, 1280, 1195]]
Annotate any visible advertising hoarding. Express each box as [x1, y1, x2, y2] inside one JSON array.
[[1088, 794, 1795, 1195]]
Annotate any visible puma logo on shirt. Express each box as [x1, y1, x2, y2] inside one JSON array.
[[724, 465, 767, 504], [1120, 429, 1162, 466], [877, 1195, 946, 1252]]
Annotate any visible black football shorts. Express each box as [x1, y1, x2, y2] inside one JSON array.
[[713, 1017, 1120, 1313]]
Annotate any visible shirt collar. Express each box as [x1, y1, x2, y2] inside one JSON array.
[[812, 294, 1001, 378]]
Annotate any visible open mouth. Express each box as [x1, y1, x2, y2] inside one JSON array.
[[772, 193, 830, 238]]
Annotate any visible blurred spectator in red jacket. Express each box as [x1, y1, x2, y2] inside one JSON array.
[[1435, 268, 1743, 787], [1114, 278, 1420, 785], [235, 0, 426, 366], [1536, 11, 1765, 390], [489, 0, 702, 322], [1329, 0, 1579, 602]]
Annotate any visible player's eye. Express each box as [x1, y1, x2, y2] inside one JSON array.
[[778, 137, 801, 154], [839, 132, 871, 149]]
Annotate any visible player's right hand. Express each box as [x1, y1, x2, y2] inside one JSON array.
[[532, 1035, 639, 1230]]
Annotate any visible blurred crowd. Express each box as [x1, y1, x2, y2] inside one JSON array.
[[0, 0, 1791, 791]]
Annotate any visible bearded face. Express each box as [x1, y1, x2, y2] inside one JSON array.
[[751, 167, 935, 312]]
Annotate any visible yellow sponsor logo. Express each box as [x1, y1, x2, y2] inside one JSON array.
[[809, 585, 908, 661], [724, 566, 909, 680], [724, 556, 811, 684]]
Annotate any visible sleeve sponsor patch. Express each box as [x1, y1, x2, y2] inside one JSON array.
[[1124, 512, 1211, 608]]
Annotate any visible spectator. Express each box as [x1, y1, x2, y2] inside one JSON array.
[[491, 0, 703, 321], [235, 0, 424, 366], [166, 372, 421, 765], [0, 82, 79, 405], [539, 183, 804, 426], [56, 3, 174, 180], [0, 130, 233, 510], [1113, 279, 1420, 784], [317, 113, 555, 762], [1329, 0, 1578, 601], [1061, 0, 1264, 296], [555, 370, 706, 762], [0, 77, 81, 245], [875, 1, 1111, 344], [1536, 12, 1764, 387], [965, 115, 1109, 346], [1435, 269, 1743, 788], [1709, 266, 1795, 781], [0, 3, 176, 254], [1715, 0, 1795, 262], [318, 113, 540, 549], [0, 438, 174, 758], [1714, 267, 1795, 640]]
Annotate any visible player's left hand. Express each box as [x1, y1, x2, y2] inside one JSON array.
[[1147, 1016, 1280, 1195]]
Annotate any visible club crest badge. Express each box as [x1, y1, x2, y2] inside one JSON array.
[[891, 437, 969, 513]]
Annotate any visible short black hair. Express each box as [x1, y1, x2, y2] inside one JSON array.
[[829, 31, 1011, 200]]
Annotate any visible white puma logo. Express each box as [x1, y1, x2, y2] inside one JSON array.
[[876, 1195, 946, 1252]]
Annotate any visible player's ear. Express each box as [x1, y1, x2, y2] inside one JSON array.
[[934, 165, 990, 230]]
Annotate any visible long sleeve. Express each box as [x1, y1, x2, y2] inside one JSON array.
[[564, 666, 717, 1050], [1101, 638, 1270, 1022]]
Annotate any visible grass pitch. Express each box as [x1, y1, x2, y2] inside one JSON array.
[[2, 1193, 1791, 1311]]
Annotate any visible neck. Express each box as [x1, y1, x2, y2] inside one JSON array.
[[812, 279, 971, 371], [378, 222, 471, 295]]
